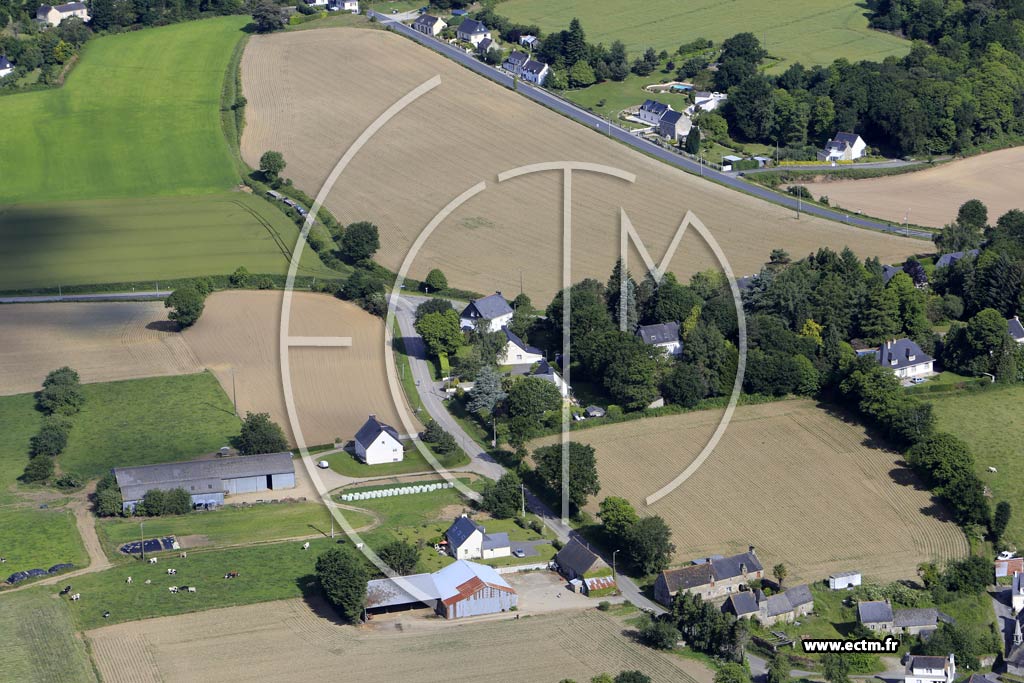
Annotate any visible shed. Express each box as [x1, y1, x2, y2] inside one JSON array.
[[828, 571, 862, 590]]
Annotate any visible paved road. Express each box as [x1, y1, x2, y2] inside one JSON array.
[[733, 159, 921, 176], [0, 291, 172, 304], [390, 293, 665, 613], [369, 12, 934, 240], [992, 586, 1016, 655]]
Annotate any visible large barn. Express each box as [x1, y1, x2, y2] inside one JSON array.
[[365, 560, 518, 620], [113, 452, 295, 512]]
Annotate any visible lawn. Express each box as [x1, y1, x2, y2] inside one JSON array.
[[927, 384, 1024, 547], [0, 17, 247, 203], [325, 442, 469, 477], [96, 502, 375, 557], [0, 393, 40, 504], [0, 507, 88, 577], [496, 0, 910, 72], [0, 193, 338, 292], [60, 372, 243, 480], [0, 588, 97, 683]]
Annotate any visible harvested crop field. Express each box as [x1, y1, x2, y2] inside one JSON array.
[[182, 290, 412, 446], [87, 598, 712, 683], [532, 401, 967, 582], [0, 301, 201, 396], [240, 29, 922, 301], [801, 148, 1024, 228]]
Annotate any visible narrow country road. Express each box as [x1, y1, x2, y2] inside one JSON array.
[[390, 293, 665, 614], [0, 291, 172, 304]]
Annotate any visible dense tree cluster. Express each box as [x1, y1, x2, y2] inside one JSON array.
[[669, 592, 749, 661], [22, 367, 85, 484], [236, 411, 289, 455], [315, 545, 369, 622], [165, 277, 213, 328], [532, 441, 600, 512], [0, 18, 90, 89], [597, 497, 674, 574], [136, 487, 193, 516]]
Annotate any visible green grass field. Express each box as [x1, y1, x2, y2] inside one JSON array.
[[60, 372, 242, 480], [325, 443, 470, 477], [0, 393, 40, 505], [0, 589, 97, 683], [0, 193, 337, 291], [0, 17, 247, 204], [96, 502, 374, 557], [497, 0, 910, 71], [927, 384, 1024, 548], [0, 507, 88, 577]]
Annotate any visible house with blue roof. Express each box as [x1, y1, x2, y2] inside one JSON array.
[[935, 249, 979, 269], [445, 515, 511, 560], [460, 292, 514, 332], [638, 99, 672, 125], [456, 18, 491, 47], [1009, 316, 1024, 344]]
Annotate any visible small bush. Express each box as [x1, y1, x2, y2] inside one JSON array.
[[787, 185, 812, 199], [597, 600, 611, 611], [22, 455, 55, 483], [54, 473, 82, 490], [229, 266, 251, 288]]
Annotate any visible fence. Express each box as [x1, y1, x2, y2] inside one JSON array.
[[494, 562, 550, 575]]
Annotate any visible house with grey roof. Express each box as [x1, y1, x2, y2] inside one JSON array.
[[638, 99, 672, 125], [654, 548, 763, 607], [1006, 618, 1024, 676], [354, 414, 403, 465], [904, 654, 955, 683], [876, 338, 934, 379], [820, 132, 867, 162], [723, 584, 813, 625], [658, 110, 691, 141], [935, 250, 979, 269], [0, 56, 13, 79], [521, 59, 549, 85], [365, 560, 517, 619], [500, 326, 544, 366], [113, 452, 295, 512], [723, 591, 760, 618], [36, 1, 88, 25], [858, 600, 895, 631], [531, 358, 570, 398], [894, 607, 940, 635], [445, 515, 510, 560], [456, 18, 491, 46], [461, 292, 514, 332], [503, 49, 529, 76], [882, 263, 905, 284], [477, 37, 499, 54], [412, 13, 446, 37], [637, 321, 682, 357], [1009, 317, 1024, 344], [554, 538, 617, 596]]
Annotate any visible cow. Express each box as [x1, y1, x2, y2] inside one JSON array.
[[224, 571, 239, 579], [70, 593, 81, 601], [59, 585, 72, 595], [166, 568, 177, 575], [302, 542, 310, 550], [168, 586, 178, 593], [187, 586, 197, 593], [148, 557, 158, 564], [103, 611, 110, 619], [144, 579, 152, 585], [179, 552, 187, 559], [126, 576, 132, 584]]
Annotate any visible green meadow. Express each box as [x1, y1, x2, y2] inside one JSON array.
[[0, 589, 97, 683]]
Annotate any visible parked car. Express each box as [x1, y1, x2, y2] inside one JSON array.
[[317, 460, 330, 469], [999, 550, 1016, 561], [910, 377, 926, 384], [512, 548, 526, 558]]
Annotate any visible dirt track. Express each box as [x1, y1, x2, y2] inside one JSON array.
[[240, 28, 923, 301]]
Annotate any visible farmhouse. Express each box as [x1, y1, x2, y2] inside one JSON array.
[[500, 327, 544, 366], [638, 99, 672, 125], [412, 14, 446, 37], [330, 0, 359, 11], [445, 516, 511, 560], [503, 50, 529, 76], [827, 571, 862, 590], [365, 560, 518, 619], [36, 1, 88, 25], [0, 56, 13, 78], [113, 452, 295, 512], [723, 584, 814, 625], [658, 110, 691, 141], [531, 359, 570, 398], [354, 414, 403, 465], [460, 292, 513, 332], [820, 132, 867, 162], [876, 338, 934, 379], [521, 59, 550, 86], [554, 538, 617, 597], [1009, 317, 1024, 344], [904, 654, 955, 683], [894, 608, 941, 636], [935, 249, 979, 269], [654, 548, 764, 607], [636, 321, 682, 357], [477, 37, 499, 54], [857, 600, 894, 631], [456, 19, 491, 47]]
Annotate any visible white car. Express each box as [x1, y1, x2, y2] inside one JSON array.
[[317, 460, 330, 469], [999, 551, 1016, 561], [512, 548, 526, 558]]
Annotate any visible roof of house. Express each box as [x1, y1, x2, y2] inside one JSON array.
[[503, 326, 543, 356], [482, 532, 510, 551], [831, 132, 863, 146], [446, 516, 483, 549], [113, 452, 293, 502], [829, 570, 861, 579], [935, 249, 979, 269], [660, 551, 763, 593], [505, 50, 529, 66], [523, 59, 547, 75], [882, 264, 904, 283], [875, 338, 933, 370], [555, 538, 608, 576], [585, 405, 606, 417], [365, 560, 513, 609], [1009, 317, 1024, 340], [997, 557, 1024, 577], [858, 600, 894, 624], [660, 110, 684, 125], [462, 293, 513, 321], [584, 575, 617, 592], [457, 18, 488, 35], [520, 35, 538, 44], [778, 584, 813, 611], [640, 99, 670, 116], [0, 57, 12, 69], [478, 37, 494, 50], [894, 607, 938, 628], [413, 14, 442, 27], [723, 154, 743, 162], [354, 415, 401, 450], [725, 591, 760, 615], [637, 321, 680, 346], [39, 1, 87, 12], [365, 572, 441, 608], [907, 655, 950, 671]]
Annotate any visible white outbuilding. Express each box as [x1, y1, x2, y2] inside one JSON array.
[[353, 414, 404, 465], [828, 571, 862, 590]]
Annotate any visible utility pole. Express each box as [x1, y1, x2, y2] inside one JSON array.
[[140, 521, 145, 562], [613, 549, 620, 579], [797, 194, 801, 219], [331, 515, 335, 539], [520, 483, 526, 518]]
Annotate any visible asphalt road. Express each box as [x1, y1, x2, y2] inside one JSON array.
[[0, 291, 172, 304], [370, 12, 933, 240]]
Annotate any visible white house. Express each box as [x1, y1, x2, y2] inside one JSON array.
[[412, 14, 446, 37], [456, 18, 491, 47], [521, 59, 549, 85], [637, 322, 682, 357], [0, 57, 13, 79], [503, 50, 529, 76], [827, 571, 862, 590], [1013, 572, 1024, 613], [904, 655, 955, 683], [353, 415, 403, 465], [1009, 317, 1024, 344], [876, 338, 934, 379], [820, 132, 867, 162], [330, 0, 358, 11], [460, 292, 513, 332], [500, 327, 544, 366], [658, 110, 691, 141], [445, 515, 511, 560], [638, 99, 671, 125], [36, 1, 89, 25], [531, 358, 570, 398]]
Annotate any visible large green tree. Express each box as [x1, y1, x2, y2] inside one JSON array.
[[315, 545, 369, 622], [507, 376, 562, 420], [482, 471, 522, 519], [237, 412, 289, 455], [339, 221, 381, 263], [378, 540, 419, 575], [259, 150, 286, 179], [415, 309, 463, 357], [533, 441, 601, 510], [625, 515, 675, 574], [598, 496, 639, 541], [165, 285, 206, 328]]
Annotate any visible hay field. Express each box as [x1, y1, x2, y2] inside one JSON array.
[[533, 401, 967, 582], [182, 290, 412, 446], [87, 599, 710, 683], [240, 29, 922, 301], [802, 148, 1024, 228], [0, 301, 202, 396]]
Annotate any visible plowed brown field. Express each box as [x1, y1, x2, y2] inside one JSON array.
[[87, 598, 712, 683], [0, 301, 202, 395], [240, 28, 923, 301], [532, 400, 967, 583]]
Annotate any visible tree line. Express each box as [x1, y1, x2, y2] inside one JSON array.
[[21, 367, 85, 488], [0, 17, 90, 90]]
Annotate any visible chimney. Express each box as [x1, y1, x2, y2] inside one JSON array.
[[749, 545, 756, 555], [1015, 619, 1023, 646]]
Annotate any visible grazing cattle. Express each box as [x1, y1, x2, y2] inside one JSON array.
[[166, 568, 177, 575], [168, 586, 178, 593], [103, 611, 110, 619], [144, 579, 152, 585], [70, 593, 81, 601], [187, 586, 197, 593], [148, 557, 158, 564], [224, 571, 239, 579], [989, 466, 998, 473], [59, 585, 72, 595], [125, 577, 132, 584], [302, 542, 310, 550], [0, 557, 6, 563]]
